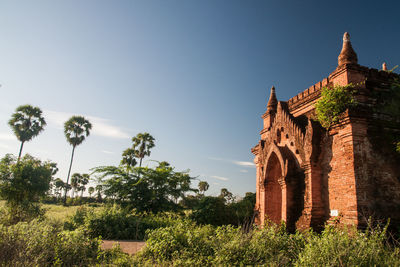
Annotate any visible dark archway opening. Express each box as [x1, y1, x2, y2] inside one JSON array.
[[264, 152, 282, 224]]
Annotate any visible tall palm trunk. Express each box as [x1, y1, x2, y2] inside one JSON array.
[[17, 141, 25, 162], [138, 157, 143, 178], [64, 145, 76, 205]]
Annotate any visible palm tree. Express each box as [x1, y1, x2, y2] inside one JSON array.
[[88, 186, 94, 198], [120, 148, 137, 174], [131, 132, 155, 177], [70, 173, 81, 198], [63, 116, 92, 204], [80, 173, 90, 197], [8, 105, 46, 161]]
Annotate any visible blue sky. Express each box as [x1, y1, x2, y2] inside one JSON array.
[[1, 1, 400, 197]]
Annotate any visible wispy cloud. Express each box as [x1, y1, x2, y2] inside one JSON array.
[[233, 161, 255, 167], [239, 169, 248, 173], [0, 133, 16, 141], [208, 157, 255, 168], [102, 150, 114, 154], [210, 175, 229, 181], [44, 110, 130, 139]]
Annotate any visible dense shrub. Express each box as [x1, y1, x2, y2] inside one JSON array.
[[190, 193, 256, 227], [135, 219, 216, 265], [190, 196, 233, 226], [136, 221, 400, 266], [0, 154, 56, 223], [135, 221, 306, 266], [296, 225, 400, 266], [65, 205, 183, 240], [0, 219, 133, 266]]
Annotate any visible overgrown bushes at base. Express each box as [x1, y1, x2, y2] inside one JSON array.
[[0, 219, 133, 266], [64, 205, 183, 240], [134, 221, 400, 266]]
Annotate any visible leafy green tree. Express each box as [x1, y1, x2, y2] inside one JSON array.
[[229, 192, 256, 226], [63, 116, 92, 204], [92, 161, 196, 212], [190, 196, 234, 226], [131, 132, 155, 172], [198, 181, 209, 195], [220, 188, 234, 203], [0, 154, 57, 222], [8, 105, 46, 161]]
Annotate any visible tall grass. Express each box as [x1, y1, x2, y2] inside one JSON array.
[[135, 221, 400, 266]]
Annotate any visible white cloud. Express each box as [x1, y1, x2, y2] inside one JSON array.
[[208, 157, 255, 168], [102, 150, 114, 154], [44, 110, 130, 139], [0, 133, 16, 141], [239, 169, 248, 173], [210, 175, 229, 181], [233, 161, 255, 167], [213, 182, 220, 185]]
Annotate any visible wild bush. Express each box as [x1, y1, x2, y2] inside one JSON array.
[[295, 225, 400, 266], [0, 219, 133, 266], [0, 154, 56, 223], [135, 221, 306, 266], [64, 205, 183, 240], [135, 219, 216, 266], [136, 220, 400, 266]]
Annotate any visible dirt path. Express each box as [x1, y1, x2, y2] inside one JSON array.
[[101, 240, 146, 255]]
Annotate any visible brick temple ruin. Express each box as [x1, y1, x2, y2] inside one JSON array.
[[252, 32, 400, 230]]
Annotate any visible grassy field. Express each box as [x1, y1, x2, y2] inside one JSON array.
[[0, 200, 103, 223]]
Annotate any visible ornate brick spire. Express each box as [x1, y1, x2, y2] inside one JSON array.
[[338, 32, 358, 66], [267, 86, 278, 112]]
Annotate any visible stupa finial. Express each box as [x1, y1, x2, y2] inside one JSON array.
[[267, 86, 278, 112], [338, 32, 358, 66]]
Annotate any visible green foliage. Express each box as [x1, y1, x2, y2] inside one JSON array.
[[136, 221, 400, 266], [93, 161, 197, 212], [64, 205, 183, 240], [296, 225, 400, 266], [135, 221, 305, 266], [63, 115, 92, 147], [63, 115, 92, 204], [8, 104, 46, 143], [131, 132, 155, 167], [190, 193, 256, 226], [135, 219, 215, 265], [8, 104, 46, 159], [0, 154, 56, 223], [315, 84, 357, 129], [190, 196, 234, 226], [198, 181, 209, 195], [0, 219, 132, 266]]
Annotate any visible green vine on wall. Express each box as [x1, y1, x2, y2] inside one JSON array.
[[315, 84, 357, 129]]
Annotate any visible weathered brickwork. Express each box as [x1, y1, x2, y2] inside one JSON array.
[[252, 33, 400, 230]]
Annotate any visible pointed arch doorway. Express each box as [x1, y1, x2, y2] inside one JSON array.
[[264, 152, 283, 224]]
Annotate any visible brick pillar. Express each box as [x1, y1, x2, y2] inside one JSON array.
[[278, 176, 287, 223], [296, 163, 324, 229]]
